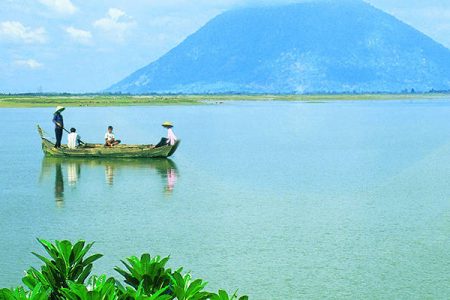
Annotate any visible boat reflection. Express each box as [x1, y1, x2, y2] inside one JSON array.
[[40, 157, 179, 204], [165, 168, 177, 193], [67, 162, 81, 186], [105, 165, 115, 186]]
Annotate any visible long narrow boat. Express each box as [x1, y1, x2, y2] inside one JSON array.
[[37, 125, 180, 158]]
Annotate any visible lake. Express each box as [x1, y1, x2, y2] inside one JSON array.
[[1, 99, 450, 299]]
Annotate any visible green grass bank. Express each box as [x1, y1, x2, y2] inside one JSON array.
[[0, 93, 449, 108]]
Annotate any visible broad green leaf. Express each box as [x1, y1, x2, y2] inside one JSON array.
[[70, 240, 85, 264], [76, 263, 93, 284], [218, 290, 228, 299], [83, 253, 103, 267], [31, 252, 52, 267], [148, 286, 170, 300], [36, 238, 59, 260], [75, 241, 94, 263], [57, 240, 73, 265], [0, 288, 14, 300]]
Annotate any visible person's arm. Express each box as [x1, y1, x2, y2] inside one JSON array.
[[53, 115, 62, 128]]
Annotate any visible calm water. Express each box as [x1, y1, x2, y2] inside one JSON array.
[[1, 100, 450, 299]]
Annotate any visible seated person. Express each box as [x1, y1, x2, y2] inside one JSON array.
[[104, 126, 121, 146], [156, 121, 177, 147], [67, 128, 82, 149]]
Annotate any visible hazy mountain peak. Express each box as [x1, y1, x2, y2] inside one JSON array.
[[108, 1, 450, 94]]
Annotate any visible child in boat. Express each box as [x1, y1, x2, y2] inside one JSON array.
[[67, 128, 82, 149], [156, 121, 177, 147], [104, 126, 121, 146]]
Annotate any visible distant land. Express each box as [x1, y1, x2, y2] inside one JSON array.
[[107, 1, 450, 94], [1, 93, 450, 108]]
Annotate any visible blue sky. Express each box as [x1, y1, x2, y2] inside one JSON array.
[[1, 0, 449, 93]]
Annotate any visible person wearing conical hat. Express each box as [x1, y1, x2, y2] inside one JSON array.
[[52, 106, 65, 148], [162, 121, 177, 146], [156, 121, 177, 147]]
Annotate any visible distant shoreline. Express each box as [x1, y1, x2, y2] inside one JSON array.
[[0, 93, 449, 108]]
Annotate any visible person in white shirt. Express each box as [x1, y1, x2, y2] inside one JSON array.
[[104, 126, 121, 146], [156, 121, 178, 147], [165, 122, 177, 145], [67, 128, 81, 149]]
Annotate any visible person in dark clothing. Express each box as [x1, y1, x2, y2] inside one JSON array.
[[53, 106, 65, 148]]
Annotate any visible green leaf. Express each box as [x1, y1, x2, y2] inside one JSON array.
[[185, 278, 207, 296], [31, 252, 53, 266], [69, 240, 85, 265], [36, 238, 59, 261], [54, 257, 68, 277], [0, 288, 14, 299], [148, 286, 170, 300], [83, 253, 103, 267], [69, 264, 83, 280], [76, 263, 93, 284], [218, 290, 229, 299], [56, 240, 73, 265], [75, 242, 94, 263], [22, 267, 49, 289]]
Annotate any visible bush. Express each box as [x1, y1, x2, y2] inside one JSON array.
[[0, 239, 248, 300]]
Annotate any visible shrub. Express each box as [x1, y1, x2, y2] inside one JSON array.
[[1, 239, 247, 300]]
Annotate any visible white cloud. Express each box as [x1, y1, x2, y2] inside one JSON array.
[[0, 21, 47, 43], [39, 0, 77, 15], [14, 59, 43, 69], [108, 7, 126, 20], [65, 26, 92, 44], [94, 8, 136, 41]]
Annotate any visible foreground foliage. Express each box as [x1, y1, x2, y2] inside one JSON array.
[[0, 239, 247, 300]]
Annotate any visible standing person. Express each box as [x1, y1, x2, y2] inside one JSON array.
[[67, 128, 82, 149], [53, 106, 65, 148], [156, 121, 177, 147], [104, 126, 121, 146]]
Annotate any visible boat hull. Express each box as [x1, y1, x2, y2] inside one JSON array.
[[41, 138, 179, 158], [38, 125, 180, 158]]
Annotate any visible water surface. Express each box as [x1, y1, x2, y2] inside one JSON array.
[[1, 100, 450, 299]]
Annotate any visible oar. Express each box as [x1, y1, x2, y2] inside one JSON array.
[[61, 127, 86, 145]]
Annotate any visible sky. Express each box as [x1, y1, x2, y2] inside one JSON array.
[[1, 0, 450, 93]]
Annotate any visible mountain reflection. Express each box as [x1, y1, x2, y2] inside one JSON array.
[[40, 158, 179, 204]]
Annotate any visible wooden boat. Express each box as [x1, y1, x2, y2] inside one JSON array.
[[37, 125, 180, 158]]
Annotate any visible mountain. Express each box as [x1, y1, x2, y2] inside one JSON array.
[[107, 0, 450, 94]]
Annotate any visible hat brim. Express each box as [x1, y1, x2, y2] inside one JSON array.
[[55, 107, 65, 113]]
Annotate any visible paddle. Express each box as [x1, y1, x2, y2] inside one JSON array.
[[61, 127, 86, 145]]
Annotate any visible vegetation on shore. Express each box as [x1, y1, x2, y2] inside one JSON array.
[[0, 239, 247, 300], [0, 93, 449, 108]]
